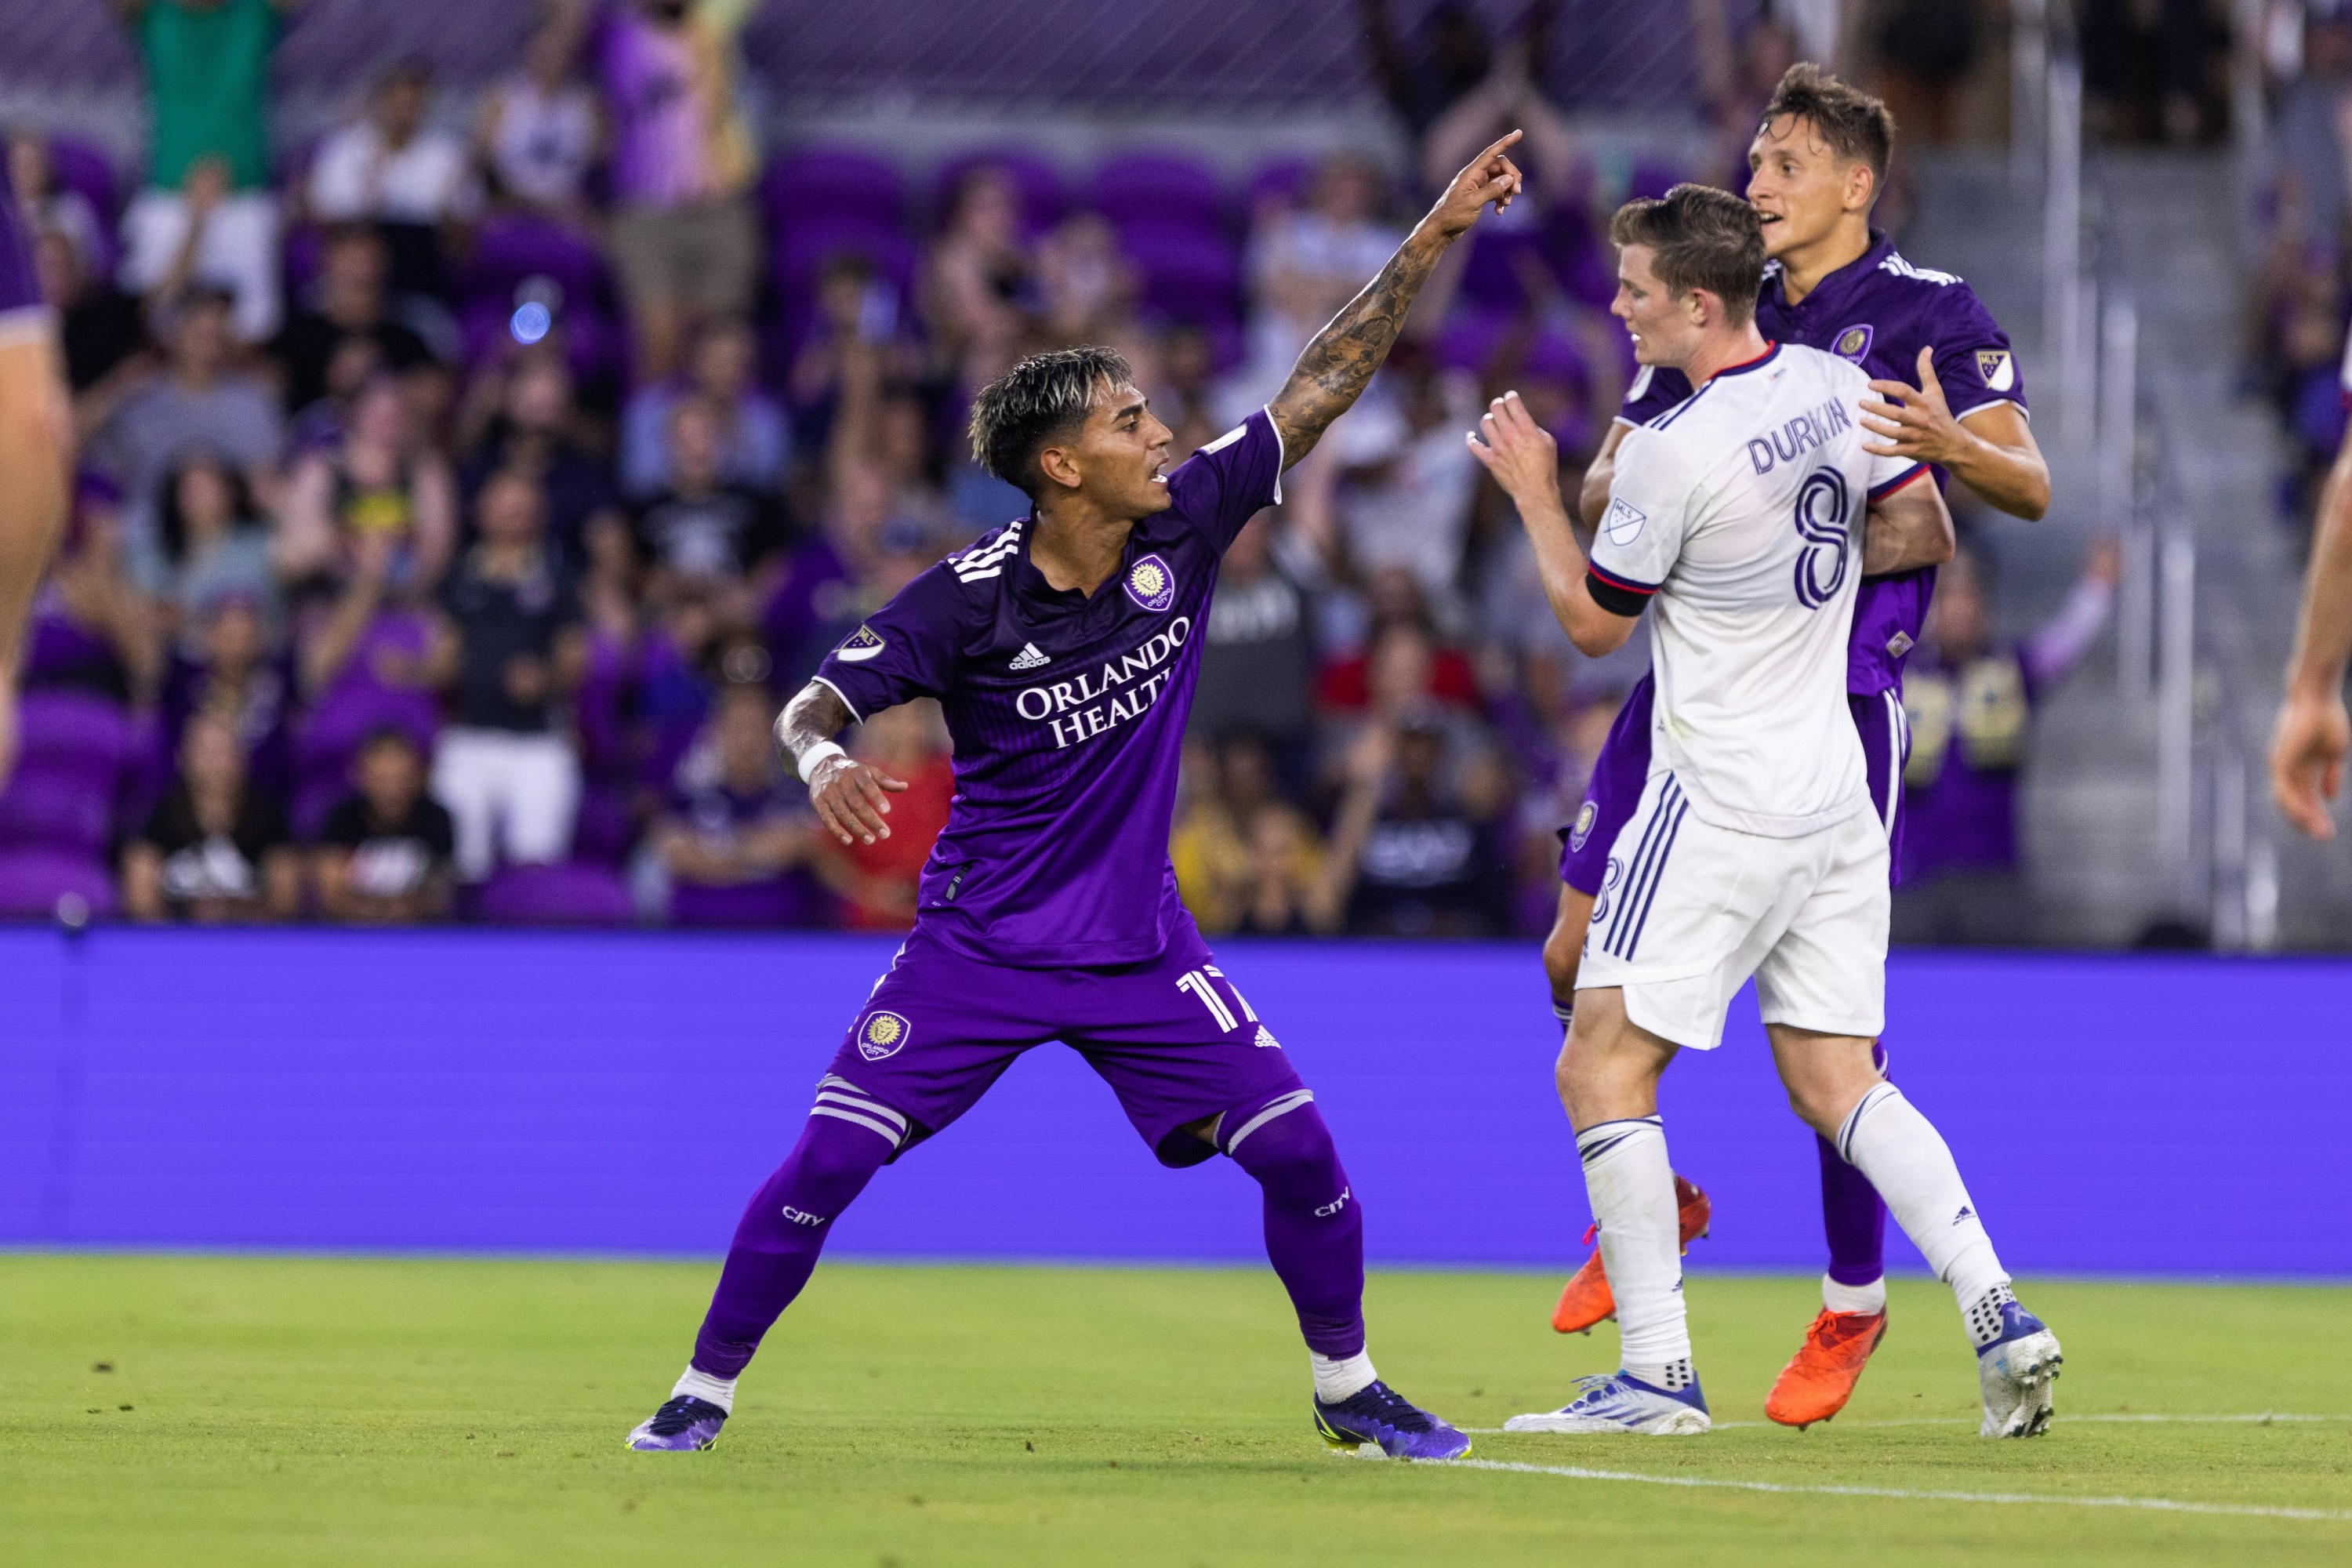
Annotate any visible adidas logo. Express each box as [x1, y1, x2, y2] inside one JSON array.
[[1954, 1204, 1975, 1225], [1252, 1025, 1279, 1049], [1009, 642, 1050, 671]]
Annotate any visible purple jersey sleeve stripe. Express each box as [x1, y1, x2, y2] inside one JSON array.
[[1869, 464, 1929, 502], [1951, 395, 2027, 423]]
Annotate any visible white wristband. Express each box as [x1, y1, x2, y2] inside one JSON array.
[[797, 740, 848, 786]]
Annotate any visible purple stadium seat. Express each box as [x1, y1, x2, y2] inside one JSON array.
[[1433, 308, 1515, 376], [0, 848, 118, 920], [461, 215, 609, 316], [1116, 220, 1240, 323], [1627, 158, 1686, 203], [14, 690, 127, 776], [0, 768, 114, 855], [477, 861, 634, 925], [1092, 151, 1225, 234], [931, 150, 1064, 238], [1245, 155, 1317, 216], [762, 147, 906, 231], [773, 215, 918, 295], [45, 135, 122, 275]]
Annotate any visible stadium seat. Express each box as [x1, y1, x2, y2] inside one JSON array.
[[762, 147, 907, 233], [0, 848, 118, 921], [476, 861, 635, 925], [1115, 220, 1241, 325], [44, 134, 122, 275], [461, 214, 612, 320], [931, 149, 1065, 238], [670, 877, 826, 928], [1091, 152, 1225, 235], [1244, 155, 1317, 217]]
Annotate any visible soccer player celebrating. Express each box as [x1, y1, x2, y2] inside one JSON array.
[[1541, 65, 2050, 1429], [626, 135, 1527, 1459], [1474, 183, 2060, 1439], [0, 150, 73, 784]]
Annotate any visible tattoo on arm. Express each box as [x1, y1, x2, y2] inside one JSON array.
[[775, 681, 853, 771], [1268, 228, 1449, 467]]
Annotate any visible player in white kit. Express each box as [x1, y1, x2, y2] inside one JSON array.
[[1468, 184, 2062, 1438]]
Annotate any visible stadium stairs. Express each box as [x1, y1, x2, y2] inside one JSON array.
[[1907, 148, 2352, 949]]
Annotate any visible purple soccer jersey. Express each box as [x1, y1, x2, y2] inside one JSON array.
[[815, 408, 1283, 967]]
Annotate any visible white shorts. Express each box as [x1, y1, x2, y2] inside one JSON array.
[[1578, 768, 1888, 1050]]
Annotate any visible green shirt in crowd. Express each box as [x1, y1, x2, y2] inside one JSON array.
[[136, 0, 280, 192]]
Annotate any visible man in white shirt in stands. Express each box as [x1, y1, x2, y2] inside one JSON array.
[[1468, 183, 2063, 1439]]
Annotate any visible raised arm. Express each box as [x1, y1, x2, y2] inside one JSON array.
[[1267, 132, 1523, 468], [774, 679, 909, 847], [1860, 470, 1955, 577], [1468, 390, 1637, 658]]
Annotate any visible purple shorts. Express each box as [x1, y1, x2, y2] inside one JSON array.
[[1559, 678, 1910, 895], [822, 914, 1307, 1169]]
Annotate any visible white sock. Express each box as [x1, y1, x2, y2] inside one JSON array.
[[1823, 1273, 1888, 1315], [1837, 1084, 2009, 1319], [1312, 1349, 1377, 1403], [1577, 1116, 1691, 1372], [672, 1364, 738, 1414]]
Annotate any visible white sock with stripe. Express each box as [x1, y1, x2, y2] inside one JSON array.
[[1837, 1083, 2009, 1320], [672, 1364, 738, 1414], [1575, 1116, 1691, 1382]]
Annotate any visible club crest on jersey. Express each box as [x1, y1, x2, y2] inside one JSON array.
[[1832, 324, 1874, 362], [857, 1010, 912, 1061], [1124, 554, 1176, 612], [836, 625, 885, 662], [1975, 350, 2016, 392], [1602, 498, 1646, 546], [1569, 799, 1599, 851]]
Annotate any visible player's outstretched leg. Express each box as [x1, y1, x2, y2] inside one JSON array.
[[1834, 1080, 2060, 1437], [1220, 1093, 1468, 1461], [1766, 1039, 1894, 1428], [626, 1088, 901, 1450]]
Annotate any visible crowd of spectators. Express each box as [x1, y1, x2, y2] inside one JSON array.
[[0, 0, 2035, 937]]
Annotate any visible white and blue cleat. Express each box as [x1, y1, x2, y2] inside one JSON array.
[[1976, 1298, 2062, 1438], [1504, 1370, 1711, 1436]]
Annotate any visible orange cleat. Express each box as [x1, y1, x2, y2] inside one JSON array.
[[1764, 1308, 1889, 1428], [1550, 1175, 1712, 1334]]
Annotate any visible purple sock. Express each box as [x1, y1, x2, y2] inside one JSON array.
[[1820, 1039, 1893, 1288], [690, 1111, 894, 1378], [1225, 1098, 1366, 1359]]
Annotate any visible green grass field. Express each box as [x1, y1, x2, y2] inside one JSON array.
[[4, 1256, 2349, 1566]]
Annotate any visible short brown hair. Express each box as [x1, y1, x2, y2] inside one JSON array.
[[1608, 184, 1766, 326], [1761, 63, 1896, 189]]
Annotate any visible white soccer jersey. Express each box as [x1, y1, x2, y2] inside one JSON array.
[[1591, 342, 1922, 838]]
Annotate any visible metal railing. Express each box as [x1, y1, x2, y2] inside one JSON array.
[[2027, 4, 2278, 949]]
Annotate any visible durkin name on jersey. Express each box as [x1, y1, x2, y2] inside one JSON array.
[[1014, 616, 1193, 749], [1746, 394, 1857, 476]]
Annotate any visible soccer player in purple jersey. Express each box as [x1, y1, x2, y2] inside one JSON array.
[[0, 153, 73, 786], [1537, 66, 2052, 1428], [626, 135, 1528, 1460]]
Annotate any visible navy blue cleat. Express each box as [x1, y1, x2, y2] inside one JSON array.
[[626, 1395, 728, 1451], [1314, 1380, 1472, 1460]]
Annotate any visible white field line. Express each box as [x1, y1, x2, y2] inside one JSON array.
[[1436, 1457, 2352, 1523], [1461, 1412, 2352, 1433]]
